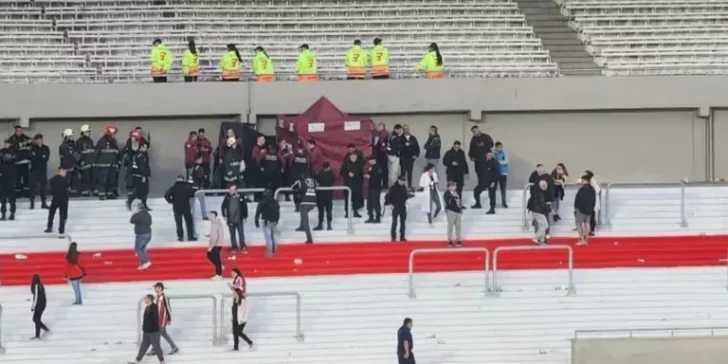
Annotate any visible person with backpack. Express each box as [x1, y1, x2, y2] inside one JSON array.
[[255, 189, 280, 257]]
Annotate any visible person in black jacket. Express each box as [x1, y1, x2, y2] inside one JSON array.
[[29, 134, 50, 209], [94, 126, 121, 200], [442, 141, 468, 198], [468, 126, 494, 202], [59, 129, 79, 196], [291, 176, 317, 244], [0, 144, 17, 221], [529, 180, 551, 245], [529, 164, 555, 236], [386, 176, 411, 242], [189, 154, 209, 219], [130, 294, 164, 364], [364, 156, 383, 223], [8, 125, 32, 197], [423, 126, 441, 168], [126, 143, 151, 211], [164, 176, 196, 242], [221, 185, 248, 253], [130, 203, 153, 270], [387, 124, 404, 187], [574, 175, 597, 245], [443, 181, 463, 247], [45, 167, 69, 234], [314, 161, 335, 231], [30, 274, 50, 340], [255, 189, 281, 257], [399, 125, 420, 188], [472, 151, 499, 214], [340, 152, 364, 218]]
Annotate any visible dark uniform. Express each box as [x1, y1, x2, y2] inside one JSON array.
[[386, 180, 411, 241], [0, 148, 17, 220], [122, 135, 149, 196], [127, 149, 151, 209], [443, 146, 469, 198], [314, 165, 335, 230], [29, 142, 50, 208], [469, 132, 495, 204], [222, 145, 243, 189], [76, 134, 96, 196], [340, 156, 364, 218], [399, 134, 420, 188], [473, 155, 500, 213], [164, 179, 196, 241], [262, 149, 283, 192], [290, 150, 310, 211], [95, 134, 121, 199], [8, 131, 32, 196], [59, 139, 79, 195], [46, 173, 69, 234], [365, 159, 383, 222], [291, 177, 317, 244]]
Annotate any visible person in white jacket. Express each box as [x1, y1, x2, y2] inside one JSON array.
[[207, 211, 225, 279], [418, 163, 444, 225], [585, 170, 600, 235], [231, 288, 253, 351]]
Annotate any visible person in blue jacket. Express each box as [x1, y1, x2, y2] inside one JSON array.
[[493, 141, 509, 208]]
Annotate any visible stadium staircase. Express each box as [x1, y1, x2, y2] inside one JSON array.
[[516, 0, 601, 75]]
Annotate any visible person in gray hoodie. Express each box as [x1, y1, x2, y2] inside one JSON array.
[[207, 211, 225, 279], [130, 203, 153, 270]]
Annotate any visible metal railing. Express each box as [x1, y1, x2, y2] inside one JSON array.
[[274, 186, 354, 234], [137, 294, 221, 347], [574, 326, 728, 339], [408, 248, 491, 298], [0, 303, 4, 354], [220, 291, 305, 343], [492, 245, 575, 296], [603, 181, 686, 227], [0, 234, 73, 247]]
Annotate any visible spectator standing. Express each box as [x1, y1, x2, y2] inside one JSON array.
[[469, 126, 494, 200], [278, 140, 294, 201], [164, 175, 196, 242], [371, 122, 390, 188], [443, 141, 468, 198], [76, 124, 96, 197], [221, 137, 245, 189], [94, 125, 121, 200], [364, 156, 383, 223], [188, 155, 208, 219], [127, 142, 151, 211], [261, 142, 283, 195], [29, 134, 50, 209], [30, 274, 50, 339], [221, 185, 248, 253], [370, 37, 390, 79], [574, 175, 597, 246], [184, 131, 199, 180], [306, 140, 323, 177], [207, 211, 225, 278], [130, 203, 153, 270], [0, 145, 17, 221], [8, 125, 32, 197], [529, 180, 551, 245], [472, 151, 499, 214], [386, 176, 410, 242], [129, 294, 164, 364], [65, 242, 85, 305], [59, 129, 80, 196], [147, 283, 179, 357], [340, 152, 364, 218], [195, 128, 213, 187], [290, 144, 310, 212], [585, 170, 601, 236], [529, 165, 555, 237], [493, 141, 509, 208], [150, 38, 173, 83], [400, 125, 420, 188], [397, 318, 415, 364], [45, 167, 69, 234], [443, 182, 463, 247], [231, 288, 254, 351], [418, 164, 443, 225], [387, 124, 404, 187], [551, 163, 569, 222], [292, 175, 317, 244], [314, 162, 334, 231], [255, 189, 281, 257], [423, 126, 441, 168], [251, 136, 266, 193]]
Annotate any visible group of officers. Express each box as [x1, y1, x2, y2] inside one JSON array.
[[0, 124, 153, 221]]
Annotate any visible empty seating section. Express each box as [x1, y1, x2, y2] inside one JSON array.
[[0, 0, 559, 82], [558, 0, 728, 76]]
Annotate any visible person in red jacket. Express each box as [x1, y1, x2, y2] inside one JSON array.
[[306, 139, 323, 177], [147, 282, 179, 357], [65, 242, 86, 305], [195, 128, 213, 187], [184, 131, 199, 180]]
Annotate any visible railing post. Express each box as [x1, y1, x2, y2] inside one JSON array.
[[492, 245, 575, 296], [275, 186, 353, 234], [219, 292, 305, 343], [0, 303, 4, 354], [408, 248, 491, 298], [522, 183, 533, 231]]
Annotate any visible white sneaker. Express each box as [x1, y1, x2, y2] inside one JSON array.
[[141, 262, 152, 270], [211, 275, 222, 280]]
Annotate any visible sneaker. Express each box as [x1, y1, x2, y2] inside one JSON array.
[[327, 225, 332, 230], [470, 204, 482, 209], [0, 215, 5, 221], [546, 234, 552, 240], [211, 275, 222, 280], [364, 219, 375, 223], [305, 239, 313, 244], [295, 227, 304, 232], [41, 204, 49, 209], [400, 238, 408, 242], [168, 347, 179, 355], [30, 336, 40, 340], [44, 228, 52, 233], [456, 241, 464, 247], [531, 238, 541, 245], [249, 343, 255, 351], [448, 241, 454, 248], [313, 225, 323, 231], [29, 202, 35, 210], [576, 240, 587, 246], [502, 202, 509, 208], [42, 329, 51, 337], [240, 248, 249, 254], [141, 262, 152, 270], [486, 208, 495, 215]]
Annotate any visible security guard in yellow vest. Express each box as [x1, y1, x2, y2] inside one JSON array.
[[252, 46, 275, 82], [182, 39, 200, 82], [415, 42, 444, 79], [370, 38, 390, 79], [150, 38, 173, 82], [220, 44, 242, 81], [296, 44, 317, 82], [345, 39, 368, 80]]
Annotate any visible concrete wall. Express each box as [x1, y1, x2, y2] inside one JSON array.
[[572, 336, 728, 364], [712, 110, 728, 178]]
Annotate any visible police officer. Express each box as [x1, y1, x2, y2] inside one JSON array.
[[364, 156, 383, 223], [94, 125, 121, 200], [8, 125, 32, 197], [126, 142, 151, 211], [76, 124, 96, 196], [29, 134, 50, 209], [59, 129, 79, 196], [262, 143, 283, 192], [222, 137, 244, 188], [314, 161, 334, 231], [291, 175, 317, 244], [290, 144, 310, 212], [45, 167, 69, 235], [0, 141, 17, 221], [340, 152, 364, 218], [164, 175, 196, 242]]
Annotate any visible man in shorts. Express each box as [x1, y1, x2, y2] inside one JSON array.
[[573, 175, 597, 245]]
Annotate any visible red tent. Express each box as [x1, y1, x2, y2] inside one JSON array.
[[277, 97, 373, 191]]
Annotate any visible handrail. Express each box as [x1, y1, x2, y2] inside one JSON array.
[[274, 186, 353, 234], [0, 303, 4, 354], [408, 248, 491, 298], [492, 245, 575, 296], [574, 326, 728, 339], [137, 294, 219, 347], [0, 234, 73, 247], [220, 291, 305, 343], [603, 181, 686, 227]]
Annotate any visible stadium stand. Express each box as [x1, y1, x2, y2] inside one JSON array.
[[559, 0, 728, 75], [0, 0, 560, 82]]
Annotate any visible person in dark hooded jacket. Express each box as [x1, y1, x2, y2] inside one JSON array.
[[255, 189, 280, 257], [340, 152, 364, 218], [0, 143, 17, 221], [314, 161, 335, 231], [94, 126, 121, 200], [164, 176, 196, 242]]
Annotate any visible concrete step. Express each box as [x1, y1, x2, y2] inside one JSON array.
[[538, 32, 579, 40], [531, 22, 572, 30], [552, 56, 597, 63], [523, 14, 565, 21], [549, 45, 590, 52], [541, 38, 585, 46], [519, 8, 563, 16], [551, 50, 591, 57]]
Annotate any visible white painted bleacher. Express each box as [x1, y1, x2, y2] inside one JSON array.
[[1, 184, 727, 253], [557, 0, 728, 76], [0, 0, 559, 82], [2, 267, 728, 363]]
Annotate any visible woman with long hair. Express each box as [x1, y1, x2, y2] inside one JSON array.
[[227, 267, 246, 296], [182, 39, 200, 82], [65, 242, 86, 305], [220, 44, 243, 81], [418, 163, 444, 225], [415, 42, 444, 79], [30, 274, 50, 339], [252, 46, 275, 82], [231, 288, 254, 351], [551, 163, 569, 222]]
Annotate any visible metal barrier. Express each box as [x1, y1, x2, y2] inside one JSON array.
[[574, 326, 728, 339], [0, 303, 4, 354], [220, 291, 305, 342], [492, 245, 575, 296], [408, 248, 491, 298], [683, 181, 728, 228], [0, 234, 73, 247], [137, 294, 221, 347], [603, 181, 686, 228], [274, 186, 354, 234]]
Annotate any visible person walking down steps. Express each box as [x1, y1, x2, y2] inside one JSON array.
[[147, 282, 179, 357], [30, 274, 51, 340], [231, 288, 254, 352], [128, 294, 165, 364]]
